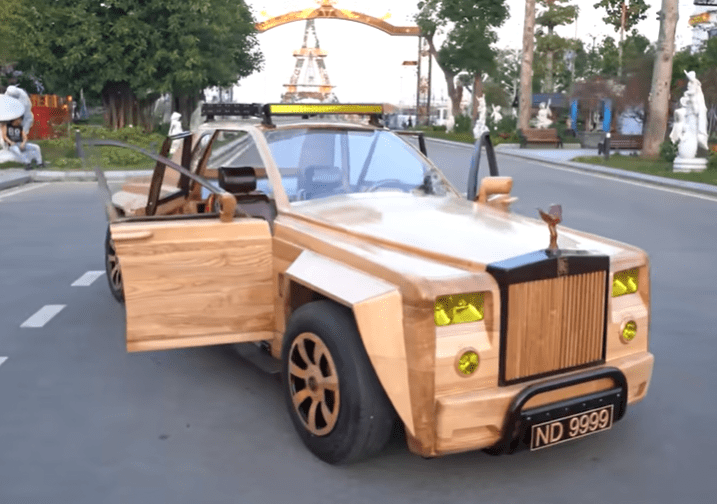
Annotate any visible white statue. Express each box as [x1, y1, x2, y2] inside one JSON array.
[[5, 86, 34, 134], [189, 100, 205, 132], [472, 95, 488, 139], [535, 99, 552, 129], [168, 112, 183, 154], [445, 107, 455, 133], [669, 100, 687, 145], [0, 89, 43, 168], [490, 104, 503, 126], [672, 71, 709, 172]]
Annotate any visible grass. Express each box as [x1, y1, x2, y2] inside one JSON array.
[[415, 128, 477, 145], [572, 154, 717, 186], [0, 123, 165, 171]]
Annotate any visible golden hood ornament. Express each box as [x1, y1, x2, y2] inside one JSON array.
[[538, 204, 562, 252]]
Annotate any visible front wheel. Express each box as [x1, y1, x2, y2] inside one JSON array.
[[281, 300, 396, 464], [105, 227, 124, 303]]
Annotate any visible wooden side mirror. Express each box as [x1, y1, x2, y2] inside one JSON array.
[[477, 176, 517, 210]]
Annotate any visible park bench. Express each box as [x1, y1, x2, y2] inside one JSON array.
[[519, 128, 563, 148], [597, 134, 643, 154]]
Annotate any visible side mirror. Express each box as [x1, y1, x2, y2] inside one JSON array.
[[477, 176, 517, 211]]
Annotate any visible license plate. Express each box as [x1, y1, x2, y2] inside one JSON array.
[[530, 404, 613, 451]]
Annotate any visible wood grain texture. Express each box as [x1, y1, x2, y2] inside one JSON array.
[[504, 271, 606, 383], [432, 352, 653, 455], [111, 219, 274, 351]]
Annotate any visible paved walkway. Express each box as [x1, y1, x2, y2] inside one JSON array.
[[1, 143, 716, 199]]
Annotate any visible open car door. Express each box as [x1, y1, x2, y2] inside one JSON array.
[[86, 132, 275, 353], [110, 217, 274, 352]]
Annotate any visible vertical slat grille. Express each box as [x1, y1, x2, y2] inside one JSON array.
[[504, 271, 606, 383]]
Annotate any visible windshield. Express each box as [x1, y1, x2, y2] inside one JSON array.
[[263, 128, 445, 202]]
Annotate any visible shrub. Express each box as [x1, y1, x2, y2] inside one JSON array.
[[493, 115, 517, 135], [659, 140, 678, 162], [454, 114, 472, 134], [708, 152, 717, 170]]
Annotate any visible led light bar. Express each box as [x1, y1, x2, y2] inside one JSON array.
[[202, 102, 264, 118], [268, 103, 383, 116]]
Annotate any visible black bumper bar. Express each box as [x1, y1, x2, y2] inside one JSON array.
[[486, 367, 628, 455]]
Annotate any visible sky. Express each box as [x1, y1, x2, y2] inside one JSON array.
[[234, 1, 705, 106]]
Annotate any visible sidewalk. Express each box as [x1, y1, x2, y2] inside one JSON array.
[[2, 143, 716, 199]]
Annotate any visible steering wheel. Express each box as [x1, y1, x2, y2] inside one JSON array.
[[363, 179, 405, 192]]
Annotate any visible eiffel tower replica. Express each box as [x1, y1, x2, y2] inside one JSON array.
[[281, 19, 337, 103]]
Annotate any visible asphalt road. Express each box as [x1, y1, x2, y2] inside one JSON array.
[[1, 141, 716, 503]]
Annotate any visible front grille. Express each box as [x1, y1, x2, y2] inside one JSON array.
[[503, 271, 607, 383]]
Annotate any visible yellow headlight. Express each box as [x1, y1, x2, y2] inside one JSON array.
[[434, 293, 484, 326], [613, 269, 639, 297], [457, 350, 480, 375]]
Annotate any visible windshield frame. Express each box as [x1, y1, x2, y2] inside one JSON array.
[[261, 124, 460, 204], [195, 121, 462, 213]]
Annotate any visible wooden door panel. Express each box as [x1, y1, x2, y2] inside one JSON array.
[[111, 218, 274, 352]]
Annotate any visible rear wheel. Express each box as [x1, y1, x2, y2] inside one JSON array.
[[105, 227, 124, 302], [281, 300, 396, 464]]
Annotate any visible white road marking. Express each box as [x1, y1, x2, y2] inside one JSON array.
[[71, 270, 105, 287], [0, 182, 49, 201], [0, 357, 7, 367], [20, 305, 66, 328]]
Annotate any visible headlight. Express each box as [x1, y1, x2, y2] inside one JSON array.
[[434, 293, 484, 326], [612, 268, 638, 297]]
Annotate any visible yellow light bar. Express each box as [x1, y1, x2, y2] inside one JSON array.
[[612, 268, 639, 297], [434, 293, 485, 326], [268, 103, 383, 116]]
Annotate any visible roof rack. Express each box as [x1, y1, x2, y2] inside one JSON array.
[[201, 102, 383, 127]]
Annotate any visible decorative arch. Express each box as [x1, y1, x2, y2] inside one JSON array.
[[255, 2, 421, 36]]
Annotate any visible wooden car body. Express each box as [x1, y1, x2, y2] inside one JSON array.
[[98, 115, 653, 459]]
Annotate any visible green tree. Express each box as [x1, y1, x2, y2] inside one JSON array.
[[14, 0, 261, 130], [416, 0, 508, 119], [593, 0, 649, 77], [489, 48, 521, 108], [535, 0, 578, 92]]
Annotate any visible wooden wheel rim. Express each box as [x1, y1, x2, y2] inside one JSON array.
[[107, 237, 122, 293], [288, 332, 340, 436]]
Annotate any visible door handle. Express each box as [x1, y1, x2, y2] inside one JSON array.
[[112, 230, 154, 242]]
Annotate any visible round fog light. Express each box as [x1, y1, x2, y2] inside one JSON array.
[[457, 350, 479, 376], [621, 320, 637, 343]]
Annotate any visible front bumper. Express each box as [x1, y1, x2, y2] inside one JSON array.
[[429, 352, 653, 457]]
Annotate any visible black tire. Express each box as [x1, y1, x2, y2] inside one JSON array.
[[281, 300, 396, 465], [105, 226, 124, 303]]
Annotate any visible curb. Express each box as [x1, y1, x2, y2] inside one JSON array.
[[28, 170, 153, 183], [0, 171, 31, 191]]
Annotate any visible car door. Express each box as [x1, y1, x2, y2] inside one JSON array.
[[110, 217, 274, 352]]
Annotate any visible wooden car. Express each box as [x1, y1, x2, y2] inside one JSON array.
[[91, 103, 654, 464]]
